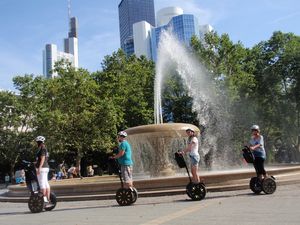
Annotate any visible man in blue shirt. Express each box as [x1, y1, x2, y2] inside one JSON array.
[[112, 131, 134, 189]]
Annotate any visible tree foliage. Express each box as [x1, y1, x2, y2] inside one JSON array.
[[191, 31, 300, 162]]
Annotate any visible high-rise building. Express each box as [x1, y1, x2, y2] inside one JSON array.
[[43, 16, 79, 78], [133, 7, 213, 61], [118, 0, 155, 56]]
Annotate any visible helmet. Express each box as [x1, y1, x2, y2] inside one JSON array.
[[251, 125, 260, 131], [35, 136, 45, 143], [118, 131, 127, 137], [186, 128, 195, 133]]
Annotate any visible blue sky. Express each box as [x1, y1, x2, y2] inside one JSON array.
[[0, 0, 300, 91]]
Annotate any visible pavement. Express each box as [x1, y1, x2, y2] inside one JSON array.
[[0, 183, 299, 225], [3, 165, 300, 203]]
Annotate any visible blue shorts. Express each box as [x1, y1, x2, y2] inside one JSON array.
[[189, 154, 200, 166]]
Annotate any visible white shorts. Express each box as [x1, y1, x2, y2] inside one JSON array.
[[37, 168, 50, 189]]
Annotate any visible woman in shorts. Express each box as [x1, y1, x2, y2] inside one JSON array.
[[180, 128, 200, 184]]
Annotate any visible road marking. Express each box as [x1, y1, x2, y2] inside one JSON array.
[[140, 200, 217, 225]]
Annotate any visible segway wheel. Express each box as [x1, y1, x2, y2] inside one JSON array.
[[116, 188, 134, 206], [249, 177, 262, 194], [186, 182, 206, 201], [28, 193, 44, 213], [262, 177, 276, 194], [44, 192, 57, 211], [131, 187, 138, 204]]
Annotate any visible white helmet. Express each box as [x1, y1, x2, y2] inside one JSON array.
[[251, 125, 260, 131], [118, 131, 127, 137], [35, 136, 45, 143], [186, 128, 195, 133]]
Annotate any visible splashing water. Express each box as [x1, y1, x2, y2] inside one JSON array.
[[154, 30, 233, 168]]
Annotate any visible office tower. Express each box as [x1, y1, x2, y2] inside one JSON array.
[[64, 17, 78, 69], [118, 0, 155, 56], [133, 7, 213, 61], [43, 16, 79, 78]]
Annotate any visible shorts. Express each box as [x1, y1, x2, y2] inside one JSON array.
[[189, 154, 200, 166], [121, 165, 133, 183], [37, 168, 50, 189]]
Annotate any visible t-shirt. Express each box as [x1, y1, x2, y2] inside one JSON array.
[[36, 147, 49, 168], [117, 141, 133, 166], [188, 136, 199, 157], [249, 135, 266, 159]]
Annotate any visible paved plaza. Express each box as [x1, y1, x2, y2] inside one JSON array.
[[0, 184, 300, 225]]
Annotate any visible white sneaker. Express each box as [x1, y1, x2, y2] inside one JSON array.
[[45, 202, 54, 208]]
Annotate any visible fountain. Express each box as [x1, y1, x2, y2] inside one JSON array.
[[2, 30, 300, 203], [126, 123, 200, 177], [126, 29, 232, 177]]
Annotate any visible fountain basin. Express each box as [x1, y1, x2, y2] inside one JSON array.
[[125, 123, 200, 177], [1, 165, 300, 202]]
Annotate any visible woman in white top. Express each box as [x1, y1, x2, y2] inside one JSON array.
[[180, 128, 200, 183]]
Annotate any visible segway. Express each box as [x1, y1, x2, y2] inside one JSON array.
[[174, 152, 206, 201], [21, 160, 57, 213], [108, 158, 138, 206], [242, 146, 276, 194]]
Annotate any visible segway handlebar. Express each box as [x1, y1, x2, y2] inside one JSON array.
[[242, 146, 255, 163]]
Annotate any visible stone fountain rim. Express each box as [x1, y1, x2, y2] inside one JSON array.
[[125, 123, 200, 135]]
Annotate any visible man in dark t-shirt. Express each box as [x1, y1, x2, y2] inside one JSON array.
[[35, 136, 52, 207]]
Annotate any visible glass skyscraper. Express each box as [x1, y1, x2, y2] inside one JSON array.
[[118, 0, 155, 56], [150, 14, 199, 61]]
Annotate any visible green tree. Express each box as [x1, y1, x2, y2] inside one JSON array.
[[250, 32, 300, 160], [0, 87, 35, 176], [93, 50, 155, 130], [37, 62, 117, 167], [161, 73, 199, 124]]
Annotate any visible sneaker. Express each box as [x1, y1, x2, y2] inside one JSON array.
[[43, 196, 48, 203], [45, 202, 54, 208]]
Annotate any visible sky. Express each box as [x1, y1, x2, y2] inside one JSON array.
[[0, 0, 300, 91]]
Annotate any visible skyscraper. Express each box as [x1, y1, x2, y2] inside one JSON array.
[[43, 16, 79, 78], [118, 0, 155, 56], [132, 7, 213, 61]]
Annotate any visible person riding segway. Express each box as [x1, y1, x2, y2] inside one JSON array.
[[21, 160, 57, 213], [175, 128, 206, 201], [110, 131, 138, 206], [243, 125, 276, 194], [19, 136, 57, 213], [33, 136, 57, 212]]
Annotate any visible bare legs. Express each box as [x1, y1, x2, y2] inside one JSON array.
[[191, 165, 200, 183]]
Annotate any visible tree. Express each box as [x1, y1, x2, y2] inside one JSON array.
[[36, 62, 118, 168], [250, 32, 300, 161], [0, 86, 35, 177], [161, 72, 199, 124], [191, 31, 300, 162], [93, 50, 155, 130]]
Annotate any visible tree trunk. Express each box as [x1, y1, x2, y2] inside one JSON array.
[[9, 163, 15, 184], [75, 154, 82, 177]]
